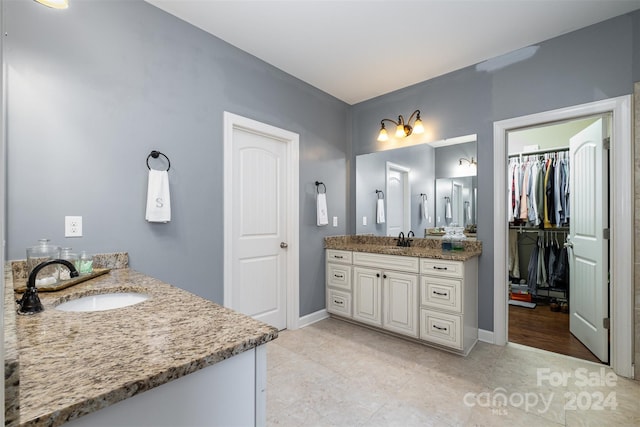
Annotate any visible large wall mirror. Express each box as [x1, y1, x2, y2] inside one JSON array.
[[355, 134, 477, 236]]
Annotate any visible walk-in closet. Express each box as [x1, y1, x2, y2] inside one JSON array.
[[506, 115, 610, 364]]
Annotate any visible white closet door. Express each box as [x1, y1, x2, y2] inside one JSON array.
[[568, 117, 609, 363]]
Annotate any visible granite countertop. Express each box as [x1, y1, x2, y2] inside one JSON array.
[[324, 235, 482, 261], [4, 265, 278, 427]]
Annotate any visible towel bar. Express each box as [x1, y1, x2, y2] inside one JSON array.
[[147, 150, 171, 171], [376, 189, 384, 199]]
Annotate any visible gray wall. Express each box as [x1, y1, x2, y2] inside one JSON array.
[[350, 11, 640, 331], [434, 141, 477, 179], [5, 0, 349, 316], [355, 143, 435, 236]]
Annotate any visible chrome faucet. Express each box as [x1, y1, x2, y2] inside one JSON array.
[[17, 259, 79, 315]]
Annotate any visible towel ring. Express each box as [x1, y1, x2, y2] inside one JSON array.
[[315, 181, 326, 194], [376, 190, 384, 199], [147, 150, 171, 171], [420, 193, 428, 200]]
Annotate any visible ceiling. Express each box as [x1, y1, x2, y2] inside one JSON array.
[[145, 0, 640, 105]]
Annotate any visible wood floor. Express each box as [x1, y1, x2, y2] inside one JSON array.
[[508, 301, 603, 364]]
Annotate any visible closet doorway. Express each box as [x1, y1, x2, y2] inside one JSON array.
[[506, 115, 609, 363], [493, 95, 633, 378]]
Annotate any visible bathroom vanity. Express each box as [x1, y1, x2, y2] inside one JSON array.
[[325, 236, 481, 356], [4, 258, 277, 427]]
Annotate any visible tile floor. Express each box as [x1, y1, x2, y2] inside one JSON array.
[[266, 318, 640, 426]]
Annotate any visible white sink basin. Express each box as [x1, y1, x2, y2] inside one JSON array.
[[56, 292, 149, 312]]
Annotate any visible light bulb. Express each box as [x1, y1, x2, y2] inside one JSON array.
[[377, 127, 388, 142], [35, 0, 69, 9], [395, 124, 405, 138], [413, 118, 424, 134]]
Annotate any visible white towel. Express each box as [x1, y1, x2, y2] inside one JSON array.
[[422, 197, 428, 221], [445, 199, 452, 220], [376, 199, 385, 224], [316, 193, 328, 226], [145, 170, 171, 223]]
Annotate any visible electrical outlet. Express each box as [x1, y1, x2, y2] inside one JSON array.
[[65, 216, 83, 237], [362, 216, 367, 226], [332, 216, 338, 227]]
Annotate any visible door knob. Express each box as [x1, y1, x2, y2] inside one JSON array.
[[564, 242, 573, 249], [280, 242, 288, 249]]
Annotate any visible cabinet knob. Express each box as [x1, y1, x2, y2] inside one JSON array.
[[376, 273, 380, 278], [383, 274, 387, 279]]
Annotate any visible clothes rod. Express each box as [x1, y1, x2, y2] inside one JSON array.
[[508, 146, 569, 158]]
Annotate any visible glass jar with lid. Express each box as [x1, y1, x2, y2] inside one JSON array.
[[451, 227, 467, 251], [26, 239, 61, 286], [59, 248, 79, 280], [442, 228, 454, 252], [77, 251, 93, 275]]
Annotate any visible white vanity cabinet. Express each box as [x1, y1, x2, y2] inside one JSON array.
[[325, 248, 478, 355], [352, 252, 419, 338], [326, 249, 353, 318], [419, 258, 478, 355]]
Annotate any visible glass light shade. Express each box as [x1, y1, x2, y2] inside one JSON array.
[[395, 124, 405, 138], [377, 127, 388, 142], [413, 119, 424, 134], [35, 0, 69, 9]]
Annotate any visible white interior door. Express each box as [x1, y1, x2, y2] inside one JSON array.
[[568, 117, 609, 362], [230, 127, 288, 330], [386, 162, 410, 237]]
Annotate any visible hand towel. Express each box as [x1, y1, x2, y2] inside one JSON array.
[[145, 170, 171, 223], [445, 199, 452, 220], [376, 199, 385, 224], [316, 193, 328, 226], [422, 197, 428, 221]]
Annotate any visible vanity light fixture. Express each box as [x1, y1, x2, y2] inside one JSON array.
[[377, 109, 424, 142], [459, 157, 477, 166], [34, 0, 68, 9]]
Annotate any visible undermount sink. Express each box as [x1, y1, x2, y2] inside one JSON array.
[[56, 292, 149, 312]]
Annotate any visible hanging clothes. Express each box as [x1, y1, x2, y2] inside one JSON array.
[[508, 229, 520, 279]]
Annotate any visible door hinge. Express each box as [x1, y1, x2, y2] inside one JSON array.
[[603, 228, 610, 239], [603, 137, 611, 150], [603, 318, 610, 329]]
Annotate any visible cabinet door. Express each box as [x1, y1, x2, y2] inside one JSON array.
[[383, 271, 419, 337], [353, 266, 382, 326]]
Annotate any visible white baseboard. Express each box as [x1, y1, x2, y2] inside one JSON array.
[[478, 328, 495, 344], [298, 309, 329, 328]]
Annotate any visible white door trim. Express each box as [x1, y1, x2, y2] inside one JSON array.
[[223, 112, 300, 330], [385, 161, 411, 236], [492, 95, 633, 378]]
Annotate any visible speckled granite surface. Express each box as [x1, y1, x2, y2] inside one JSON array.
[[10, 252, 129, 284], [4, 266, 278, 427], [324, 235, 482, 261], [4, 267, 20, 427]]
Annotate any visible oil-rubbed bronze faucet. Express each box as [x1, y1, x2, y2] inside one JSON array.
[[17, 259, 79, 315]]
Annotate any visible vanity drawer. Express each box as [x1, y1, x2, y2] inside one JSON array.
[[420, 276, 462, 313], [420, 259, 463, 278], [352, 252, 419, 273], [327, 288, 352, 317], [420, 309, 462, 350], [327, 263, 352, 291], [326, 249, 352, 264]]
